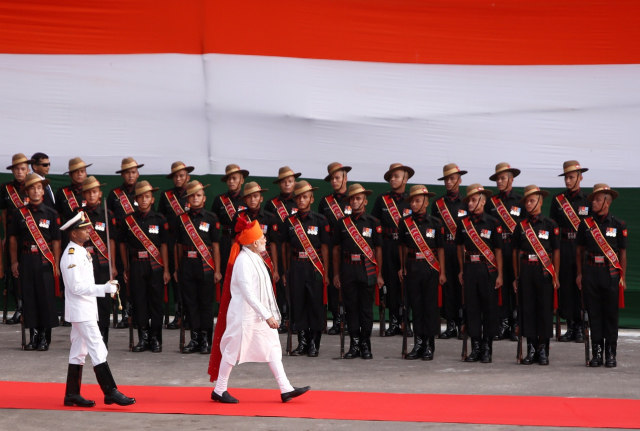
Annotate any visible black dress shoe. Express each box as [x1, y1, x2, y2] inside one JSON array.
[[64, 394, 96, 407], [211, 390, 239, 404], [104, 388, 136, 406], [281, 386, 310, 403]]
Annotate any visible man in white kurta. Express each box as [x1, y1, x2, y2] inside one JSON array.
[[59, 211, 135, 407], [210, 219, 309, 403]]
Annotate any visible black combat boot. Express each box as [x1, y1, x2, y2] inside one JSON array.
[[604, 340, 617, 368], [150, 332, 162, 353], [199, 330, 210, 354], [183, 330, 200, 354], [328, 317, 341, 335], [132, 329, 150, 352], [37, 328, 49, 351], [522, 338, 538, 365], [574, 320, 584, 343], [24, 328, 38, 351], [360, 337, 373, 359], [406, 336, 425, 360], [589, 342, 603, 367], [422, 337, 435, 361], [93, 362, 136, 406], [343, 337, 360, 359], [167, 304, 181, 329], [290, 330, 308, 356], [480, 338, 493, 363], [6, 301, 22, 325], [465, 338, 481, 362], [439, 320, 457, 339], [538, 339, 549, 365], [559, 321, 576, 342], [494, 318, 510, 340], [64, 364, 96, 407], [116, 303, 131, 329], [510, 321, 519, 342], [385, 316, 401, 336], [307, 331, 321, 357]]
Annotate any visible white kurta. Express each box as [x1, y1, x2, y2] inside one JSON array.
[[220, 247, 282, 365]]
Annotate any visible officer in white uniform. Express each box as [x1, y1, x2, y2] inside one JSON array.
[[60, 211, 135, 407]]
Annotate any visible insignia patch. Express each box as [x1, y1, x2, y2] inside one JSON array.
[[623, 229, 628, 237], [149, 225, 159, 234], [510, 206, 521, 216], [363, 227, 372, 237], [606, 227, 617, 237], [81, 200, 87, 207], [325, 225, 331, 233], [199, 222, 210, 232], [95, 221, 106, 231], [554, 227, 560, 235], [261, 224, 268, 234], [425, 228, 435, 238], [578, 206, 589, 216], [291, 208, 298, 214], [376, 225, 382, 234], [67, 264, 76, 269], [497, 226, 503, 234], [403, 208, 412, 216], [538, 230, 549, 240], [215, 222, 221, 229], [480, 229, 491, 239], [68, 248, 75, 254], [238, 205, 247, 211], [39, 219, 50, 229], [272, 224, 278, 232], [307, 226, 318, 235], [345, 206, 352, 215], [457, 209, 467, 217]]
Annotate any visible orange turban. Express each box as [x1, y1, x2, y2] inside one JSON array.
[[236, 219, 263, 245]]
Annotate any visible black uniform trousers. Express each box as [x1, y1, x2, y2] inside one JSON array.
[[558, 238, 581, 322], [463, 261, 498, 339], [498, 236, 516, 321], [519, 259, 554, 338], [3, 241, 20, 309], [381, 236, 402, 321], [442, 242, 462, 324], [219, 230, 233, 290], [19, 252, 58, 329], [288, 259, 324, 332], [326, 250, 340, 322], [167, 238, 181, 316], [92, 258, 112, 331], [129, 256, 164, 340], [583, 264, 620, 344], [341, 260, 374, 339], [180, 256, 215, 332], [405, 258, 440, 337]]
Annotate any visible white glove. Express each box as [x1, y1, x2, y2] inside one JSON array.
[[104, 280, 119, 294]]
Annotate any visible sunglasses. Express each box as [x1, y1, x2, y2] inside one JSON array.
[[37, 163, 51, 167]]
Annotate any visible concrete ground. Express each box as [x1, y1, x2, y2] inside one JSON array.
[[1, 320, 638, 430]]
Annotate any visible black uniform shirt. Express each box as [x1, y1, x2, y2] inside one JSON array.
[[456, 212, 503, 253], [431, 191, 469, 242], [177, 208, 221, 247], [107, 184, 138, 222], [487, 189, 525, 235], [83, 203, 118, 267], [232, 208, 278, 245], [211, 191, 246, 231], [512, 214, 560, 255], [318, 192, 351, 227], [550, 189, 590, 233], [123, 209, 168, 251], [265, 193, 298, 243], [371, 191, 410, 237], [577, 212, 627, 254], [399, 212, 444, 252], [55, 183, 85, 224], [158, 187, 188, 242], [0, 180, 27, 229], [9, 202, 61, 247], [333, 212, 382, 255], [284, 211, 330, 254]]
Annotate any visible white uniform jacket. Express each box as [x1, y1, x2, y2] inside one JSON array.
[[60, 241, 111, 323]]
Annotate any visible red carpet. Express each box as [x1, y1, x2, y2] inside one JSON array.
[[1, 381, 638, 428]]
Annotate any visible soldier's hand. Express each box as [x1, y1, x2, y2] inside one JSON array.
[[333, 274, 341, 289], [11, 262, 19, 279], [173, 270, 179, 283], [495, 275, 503, 290], [621, 277, 626, 290], [397, 269, 404, 283], [214, 272, 222, 284], [111, 268, 118, 279], [553, 277, 559, 290], [458, 271, 464, 286], [282, 274, 287, 287], [163, 271, 171, 285], [439, 273, 447, 286], [513, 279, 518, 293], [376, 274, 384, 289], [576, 273, 582, 290], [273, 271, 280, 284], [123, 269, 129, 284]]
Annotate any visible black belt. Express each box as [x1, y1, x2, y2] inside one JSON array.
[[343, 253, 365, 265], [464, 253, 488, 263], [586, 252, 609, 267]]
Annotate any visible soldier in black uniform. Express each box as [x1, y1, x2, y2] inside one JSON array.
[[158, 161, 193, 329], [120, 180, 170, 353], [512, 185, 560, 365], [488, 162, 525, 341], [577, 184, 627, 367], [9, 173, 61, 350], [398, 185, 446, 360], [372, 163, 414, 337], [211, 164, 249, 288], [81, 176, 118, 347], [176, 180, 221, 354], [283, 181, 330, 357], [29, 153, 55, 208], [318, 162, 352, 335], [2, 153, 30, 325], [456, 184, 503, 363], [432, 163, 469, 339], [107, 157, 143, 328], [550, 160, 590, 343], [333, 184, 384, 360], [265, 166, 300, 333]]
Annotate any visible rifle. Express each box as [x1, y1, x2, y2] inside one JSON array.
[[581, 289, 590, 366], [400, 279, 408, 359], [460, 283, 468, 361], [379, 284, 387, 337], [338, 285, 345, 358]]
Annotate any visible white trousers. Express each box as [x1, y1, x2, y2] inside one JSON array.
[[69, 320, 108, 366]]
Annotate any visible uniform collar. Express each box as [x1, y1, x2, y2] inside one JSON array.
[[471, 212, 484, 224], [528, 213, 541, 224], [596, 212, 611, 223], [446, 190, 460, 201]]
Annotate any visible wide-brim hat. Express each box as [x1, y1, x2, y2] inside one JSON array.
[[6, 153, 30, 170], [116, 157, 144, 174], [273, 166, 301, 184], [520, 184, 549, 203], [242, 181, 268, 197], [134, 180, 159, 197], [166, 161, 194, 179], [406, 185, 436, 202], [324, 162, 352, 182], [463, 183, 493, 202], [588, 183, 619, 201], [221, 163, 249, 182], [384, 163, 415, 182], [347, 183, 372, 199], [559, 160, 589, 177], [293, 180, 319, 197], [438, 163, 468, 181], [489, 162, 521, 181], [81, 176, 106, 192], [60, 211, 92, 231], [64, 157, 92, 175], [24, 172, 49, 189], [185, 180, 210, 197]]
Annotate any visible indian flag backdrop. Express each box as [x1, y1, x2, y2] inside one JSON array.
[[1, 0, 639, 324]]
